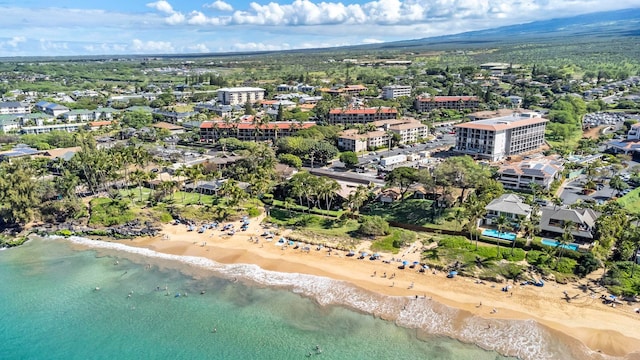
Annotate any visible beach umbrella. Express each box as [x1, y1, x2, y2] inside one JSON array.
[[413, 261, 419, 265], [373, 253, 379, 257], [422, 264, 429, 269], [402, 260, 409, 266], [609, 295, 617, 300], [361, 252, 369, 257]]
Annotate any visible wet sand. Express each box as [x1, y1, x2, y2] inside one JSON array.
[[123, 216, 640, 359]]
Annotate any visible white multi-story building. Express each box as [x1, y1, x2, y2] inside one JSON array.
[[217, 87, 265, 105], [454, 112, 547, 161], [497, 156, 564, 191], [0, 101, 29, 115], [382, 85, 412, 100]]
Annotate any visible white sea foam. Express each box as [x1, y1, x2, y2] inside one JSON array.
[[50, 236, 612, 360]]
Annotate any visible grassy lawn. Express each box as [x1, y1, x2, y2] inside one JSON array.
[[119, 187, 215, 206], [370, 229, 416, 254], [271, 199, 343, 217], [363, 199, 433, 226], [171, 104, 195, 112], [617, 187, 640, 214], [362, 199, 464, 230], [546, 128, 583, 149], [89, 198, 136, 226]]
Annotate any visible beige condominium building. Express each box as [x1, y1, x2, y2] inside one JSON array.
[[328, 107, 398, 125], [337, 118, 428, 152], [414, 95, 479, 112], [216, 87, 265, 105], [454, 112, 547, 161], [382, 85, 412, 99]]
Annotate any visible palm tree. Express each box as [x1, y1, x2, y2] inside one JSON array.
[[130, 169, 148, 203], [556, 220, 576, 269], [495, 214, 510, 258]]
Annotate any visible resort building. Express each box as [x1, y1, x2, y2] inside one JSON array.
[[337, 118, 427, 152], [0, 115, 20, 132], [483, 193, 531, 226], [328, 107, 398, 125], [20, 122, 85, 134], [199, 120, 315, 143], [0, 101, 29, 115], [539, 207, 599, 241], [382, 85, 412, 100], [454, 112, 548, 162], [320, 85, 368, 96], [414, 95, 479, 113], [63, 109, 95, 122], [497, 156, 564, 191], [216, 87, 265, 105]]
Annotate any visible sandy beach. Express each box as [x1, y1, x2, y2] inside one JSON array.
[[121, 214, 640, 359]]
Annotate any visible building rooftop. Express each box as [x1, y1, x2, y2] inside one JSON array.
[[329, 107, 397, 115], [217, 87, 265, 92], [416, 96, 478, 102], [455, 112, 547, 131]]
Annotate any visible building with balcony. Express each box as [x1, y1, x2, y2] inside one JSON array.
[[34, 101, 69, 117], [216, 87, 265, 105], [497, 156, 564, 191], [382, 85, 412, 99], [0, 101, 29, 115], [454, 112, 548, 162], [199, 120, 315, 142], [414, 95, 479, 112], [337, 118, 427, 152], [483, 193, 532, 226], [328, 107, 397, 125]]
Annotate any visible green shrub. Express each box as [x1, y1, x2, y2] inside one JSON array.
[[246, 206, 261, 218], [556, 257, 578, 274], [498, 263, 524, 280], [501, 248, 526, 262], [358, 215, 390, 236], [55, 229, 73, 237]]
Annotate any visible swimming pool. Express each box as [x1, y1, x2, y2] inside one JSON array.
[[541, 238, 579, 251], [481, 229, 517, 241]]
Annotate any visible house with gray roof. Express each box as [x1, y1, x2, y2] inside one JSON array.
[[63, 109, 95, 122], [497, 156, 564, 191], [0, 101, 29, 115], [484, 193, 532, 225], [0, 115, 20, 132], [35, 101, 69, 117], [539, 207, 599, 241]]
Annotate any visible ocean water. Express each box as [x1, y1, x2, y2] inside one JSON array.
[[0, 237, 591, 360]]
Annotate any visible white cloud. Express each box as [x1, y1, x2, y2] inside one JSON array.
[[204, 1, 234, 12], [187, 11, 208, 25], [187, 43, 210, 53], [165, 12, 186, 25], [131, 39, 175, 53], [146, 1, 175, 14], [39, 39, 69, 51], [362, 38, 384, 44], [231, 42, 292, 51], [7, 36, 26, 47]]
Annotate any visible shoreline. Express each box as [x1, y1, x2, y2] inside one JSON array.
[[46, 216, 640, 359]]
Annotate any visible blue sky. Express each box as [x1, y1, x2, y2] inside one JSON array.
[[0, 0, 639, 56]]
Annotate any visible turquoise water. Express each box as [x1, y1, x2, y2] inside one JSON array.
[[482, 229, 516, 241], [0, 238, 519, 360], [541, 238, 579, 251]]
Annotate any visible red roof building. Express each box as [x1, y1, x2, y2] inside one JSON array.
[[414, 95, 480, 112], [328, 107, 398, 125], [199, 120, 315, 142]]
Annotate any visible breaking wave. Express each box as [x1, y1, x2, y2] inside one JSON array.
[[50, 235, 620, 360]]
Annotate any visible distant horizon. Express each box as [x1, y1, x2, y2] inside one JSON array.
[[0, 1, 639, 57]]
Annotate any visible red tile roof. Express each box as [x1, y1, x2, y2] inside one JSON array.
[[90, 121, 113, 127], [200, 121, 315, 130]]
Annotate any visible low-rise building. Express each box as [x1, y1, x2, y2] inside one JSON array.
[[34, 101, 69, 117], [414, 95, 479, 112], [382, 85, 412, 99], [63, 109, 95, 122], [199, 120, 315, 142], [539, 207, 599, 241], [328, 107, 398, 125], [484, 193, 531, 225], [0, 101, 29, 115], [20, 122, 85, 134], [454, 112, 548, 161], [497, 156, 564, 191], [152, 121, 185, 135], [337, 118, 427, 152]]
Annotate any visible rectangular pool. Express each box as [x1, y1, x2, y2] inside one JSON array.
[[482, 229, 516, 241], [541, 238, 579, 251]]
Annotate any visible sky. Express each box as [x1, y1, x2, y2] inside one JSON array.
[[0, 0, 639, 57]]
